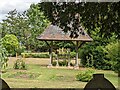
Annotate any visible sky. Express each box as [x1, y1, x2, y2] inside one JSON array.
[[0, 0, 40, 22]]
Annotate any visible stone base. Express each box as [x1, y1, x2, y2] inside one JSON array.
[[74, 65, 79, 69], [47, 64, 53, 68], [67, 66, 74, 69], [67, 65, 71, 68], [55, 65, 59, 68]]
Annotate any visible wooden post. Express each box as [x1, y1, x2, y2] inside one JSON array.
[[68, 49, 71, 67], [16, 53, 18, 59], [74, 41, 79, 69], [56, 54, 59, 66], [48, 41, 53, 67]]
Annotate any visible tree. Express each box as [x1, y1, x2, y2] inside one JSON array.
[[0, 4, 50, 51], [79, 27, 115, 69], [26, 4, 49, 51], [1, 34, 19, 55], [0, 9, 31, 49], [104, 41, 120, 77], [39, 2, 120, 39]]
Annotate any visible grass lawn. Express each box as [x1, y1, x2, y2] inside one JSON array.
[[1, 57, 119, 89]]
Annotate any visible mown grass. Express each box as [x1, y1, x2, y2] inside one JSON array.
[[1, 57, 119, 88]]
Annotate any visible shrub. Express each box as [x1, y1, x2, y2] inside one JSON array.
[[52, 60, 73, 66], [13, 59, 27, 70], [1, 34, 19, 55], [59, 60, 67, 66], [16, 46, 26, 55], [79, 43, 112, 70], [76, 69, 95, 82], [70, 51, 76, 58], [104, 41, 120, 76]]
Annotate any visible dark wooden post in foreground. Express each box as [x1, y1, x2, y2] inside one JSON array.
[[84, 74, 116, 90], [0, 78, 10, 90]]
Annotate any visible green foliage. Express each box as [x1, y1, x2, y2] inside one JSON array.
[[13, 59, 27, 70], [55, 41, 74, 49], [104, 41, 120, 75], [1, 34, 19, 55], [79, 27, 114, 70], [79, 43, 112, 70], [0, 40, 8, 69], [16, 45, 26, 55], [1, 4, 49, 52], [26, 4, 49, 51], [52, 60, 73, 66], [21, 52, 49, 58], [76, 69, 95, 82], [39, 3, 120, 39], [1, 9, 31, 46], [70, 51, 76, 58]]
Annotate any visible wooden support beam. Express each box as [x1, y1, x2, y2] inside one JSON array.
[[75, 41, 79, 67], [72, 41, 76, 46], [45, 41, 50, 48], [47, 41, 53, 67], [78, 42, 85, 48], [56, 54, 59, 66], [72, 41, 85, 48], [67, 49, 71, 67]]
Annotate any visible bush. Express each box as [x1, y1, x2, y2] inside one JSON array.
[[13, 59, 27, 70], [104, 41, 120, 76], [60, 60, 67, 66], [1, 34, 19, 55], [16, 46, 26, 55], [76, 69, 95, 82], [79, 43, 112, 70]]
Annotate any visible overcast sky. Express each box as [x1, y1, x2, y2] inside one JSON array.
[[0, 0, 40, 22]]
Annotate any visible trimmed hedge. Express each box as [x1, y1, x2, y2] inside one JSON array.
[[21, 52, 76, 58], [21, 52, 50, 58]]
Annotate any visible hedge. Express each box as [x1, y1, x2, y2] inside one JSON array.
[[21, 51, 76, 58], [21, 52, 50, 58]]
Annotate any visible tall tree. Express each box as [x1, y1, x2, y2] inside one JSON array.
[[39, 2, 120, 39], [26, 4, 49, 51], [0, 4, 49, 51], [0, 9, 31, 48], [104, 41, 120, 76]]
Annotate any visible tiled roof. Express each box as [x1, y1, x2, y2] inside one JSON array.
[[37, 25, 93, 41]]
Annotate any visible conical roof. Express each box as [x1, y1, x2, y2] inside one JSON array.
[[37, 25, 93, 41]]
